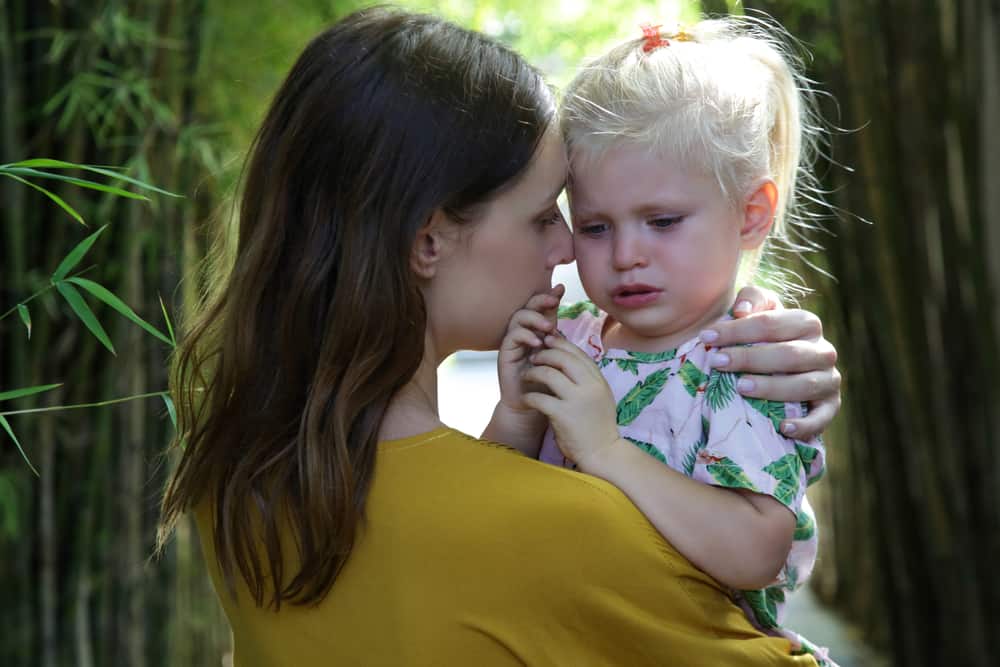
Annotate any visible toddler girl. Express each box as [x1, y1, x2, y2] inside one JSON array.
[[500, 16, 835, 666]]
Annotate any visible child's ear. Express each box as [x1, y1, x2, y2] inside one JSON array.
[[410, 209, 453, 279], [740, 179, 778, 250]]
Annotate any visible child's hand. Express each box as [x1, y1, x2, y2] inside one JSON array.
[[521, 335, 622, 469], [496, 285, 564, 415], [484, 286, 565, 454]]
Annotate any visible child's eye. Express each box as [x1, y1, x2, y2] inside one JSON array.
[[649, 216, 683, 228], [577, 223, 608, 236]]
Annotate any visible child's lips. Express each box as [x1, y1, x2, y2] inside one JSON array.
[[611, 285, 662, 308]]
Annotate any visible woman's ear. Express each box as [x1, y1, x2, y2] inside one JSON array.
[[740, 179, 778, 250], [410, 209, 452, 279]]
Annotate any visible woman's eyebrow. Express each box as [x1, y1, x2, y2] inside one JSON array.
[[531, 180, 567, 215], [545, 180, 567, 202]]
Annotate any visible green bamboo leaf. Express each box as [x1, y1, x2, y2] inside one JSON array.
[[0, 384, 63, 402], [3, 160, 180, 197], [616, 368, 670, 426], [52, 225, 107, 281], [740, 587, 784, 629], [557, 300, 599, 320], [3, 167, 149, 201], [160, 393, 177, 430], [682, 417, 710, 476], [746, 397, 786, 433], [17, 304, 31, 339], [0, 415, 39, 477], [158, 294, 176, 347], [624, 436, 667, 464], [785, 565, 800, 591], [2, 173, 86, 225], [678, 359, 708, 397], [706, 456, 759, 491], [795, 442, 826, 486], [615, 358, 639, 375], [56, 281, 115, 354], [794, 509, 816, 541], [705, 370, 737, 411], [762, 454, 803, 506], [627, 348, 677, 363], [67, 277, 172, 346]]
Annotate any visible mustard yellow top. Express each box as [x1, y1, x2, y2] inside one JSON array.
[[195, 427, 816, 666]]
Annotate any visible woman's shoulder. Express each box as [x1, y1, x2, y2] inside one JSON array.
[[377, 427, 689, 568]]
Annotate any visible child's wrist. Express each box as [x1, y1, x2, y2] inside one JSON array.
[[487, 400, 547, 442], [575, 436, 631, 476]]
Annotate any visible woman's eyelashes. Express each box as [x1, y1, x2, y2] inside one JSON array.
[[536, 207, 565, 227]]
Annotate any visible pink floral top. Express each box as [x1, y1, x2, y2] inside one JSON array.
[[539, 302, 834, 666]]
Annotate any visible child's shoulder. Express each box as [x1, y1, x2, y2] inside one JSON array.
[[556, 300, 603, 322], [555, 300, 606, 345]]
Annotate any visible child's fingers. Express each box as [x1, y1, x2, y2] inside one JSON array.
[[501, 328, 545, 355], [538, 335, 603, 377], [522, 365, 575, 398], [523, 287, 563, 314], [506, 308, 556, 337], [527, 346, 597, 386], [522, 391, 560, 418]]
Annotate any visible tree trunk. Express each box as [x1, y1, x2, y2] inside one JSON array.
[[745, 1, 1000, 664]]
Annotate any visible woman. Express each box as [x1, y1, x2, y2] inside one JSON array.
[[159, 7, 838, 665]]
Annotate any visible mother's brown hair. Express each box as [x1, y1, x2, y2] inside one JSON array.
[[157, 6, 554, 609]]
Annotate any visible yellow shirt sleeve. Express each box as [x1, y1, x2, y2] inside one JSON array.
[[195, 427, 816, 666]]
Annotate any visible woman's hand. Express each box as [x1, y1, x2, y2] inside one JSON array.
[[699, 286, 841, 440], [521, 335, 621, 468]]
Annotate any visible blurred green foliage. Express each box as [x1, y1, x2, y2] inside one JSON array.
[[200, 0, 699, 188]]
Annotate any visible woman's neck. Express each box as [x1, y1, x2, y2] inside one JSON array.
[[378, 344, 446, 441]]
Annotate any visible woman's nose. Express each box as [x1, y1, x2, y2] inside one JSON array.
[[548, 221, 574, 267]]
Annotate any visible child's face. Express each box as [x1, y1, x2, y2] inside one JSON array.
[[568, 144, 744, 350]]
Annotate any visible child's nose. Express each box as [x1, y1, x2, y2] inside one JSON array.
[[612, 233, 647, 269]]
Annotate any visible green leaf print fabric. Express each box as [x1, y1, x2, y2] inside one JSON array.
[[538, 303, 834, 667]]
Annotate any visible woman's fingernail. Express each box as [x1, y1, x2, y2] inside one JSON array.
[[782, 422, 797, 435], [736, 378, 755, 393], [709, 352, 730, 368], [734, 300, 753, 315], [699, 329, 719, 343]]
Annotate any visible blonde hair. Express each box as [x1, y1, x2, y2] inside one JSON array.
[[560, 14, 828, 295]]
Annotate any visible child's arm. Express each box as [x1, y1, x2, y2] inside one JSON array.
[[523, 336, 795, 590], [578, 441, 795, 590], [481, 285, 563, 457]]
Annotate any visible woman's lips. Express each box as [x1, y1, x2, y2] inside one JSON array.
[[611, 285, 662, 308]]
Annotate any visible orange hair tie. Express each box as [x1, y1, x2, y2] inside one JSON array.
[[640, 23, 670, 52]]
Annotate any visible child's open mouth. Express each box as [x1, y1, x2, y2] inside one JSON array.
[[612, 284, 662, 308]]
